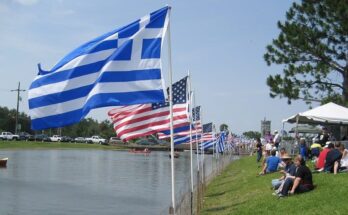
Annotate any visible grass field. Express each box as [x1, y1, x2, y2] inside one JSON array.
[[202, 156, 348, 215], [0, 140, 127, 150]]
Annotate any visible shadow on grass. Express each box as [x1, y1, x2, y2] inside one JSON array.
[[204, 201, 247, 213], [205, 191, 226, 197]]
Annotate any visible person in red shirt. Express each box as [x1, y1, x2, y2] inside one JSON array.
[[316, 142, 333, 170]]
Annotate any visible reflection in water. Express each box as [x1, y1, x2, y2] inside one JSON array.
[[0, 150, 218, 215]]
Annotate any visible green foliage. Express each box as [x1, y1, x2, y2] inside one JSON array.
[[202, 156, 348, 214], [220, 124, 229, 132], [242, 131, 261, 139], [264, 0, 348, 105]]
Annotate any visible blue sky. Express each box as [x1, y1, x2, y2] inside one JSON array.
[[0, 0, 314, 134]]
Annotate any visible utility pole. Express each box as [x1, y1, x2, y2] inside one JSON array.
[[11, 82, 26, 134]]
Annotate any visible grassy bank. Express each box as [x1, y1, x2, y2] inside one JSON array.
[[0, 141, 127, 150], [202, 156, 348, 215]]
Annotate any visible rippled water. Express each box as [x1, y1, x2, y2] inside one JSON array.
[[0, 150, 214, 215]]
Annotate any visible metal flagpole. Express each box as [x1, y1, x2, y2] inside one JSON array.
[[193, 90, 200, 172], [200, 107, 205, 182], [188, 72, 194, 191], [166, 7, 176, 214], [188, 71, 194, 215]]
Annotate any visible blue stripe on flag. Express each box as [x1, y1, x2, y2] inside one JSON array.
[[31, 60, 107, 89], [29, 69, 162, 109], [31, 90, 165, 130]]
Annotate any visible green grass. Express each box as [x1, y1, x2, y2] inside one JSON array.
[[202, 156, 348, 215], [0, 140, 126, 150]]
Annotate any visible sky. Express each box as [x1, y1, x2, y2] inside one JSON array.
[[0, 0, 315, 134]]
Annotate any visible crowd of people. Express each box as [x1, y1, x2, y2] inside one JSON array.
[[255, 127, 348, 198]]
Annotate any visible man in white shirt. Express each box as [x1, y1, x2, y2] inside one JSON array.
[[273, 130, 281, 150]]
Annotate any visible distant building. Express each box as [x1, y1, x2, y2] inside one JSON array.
[[261, 118, 271, 137]]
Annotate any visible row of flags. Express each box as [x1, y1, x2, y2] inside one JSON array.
[[26, 5, 229, 152]]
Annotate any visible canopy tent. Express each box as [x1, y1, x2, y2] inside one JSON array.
[[288, 125, 322, 134], [283, 102, 348, 125]]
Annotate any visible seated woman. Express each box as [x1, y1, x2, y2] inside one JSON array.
[[278, 155, 314, 197], [335, 144, 348, 173]]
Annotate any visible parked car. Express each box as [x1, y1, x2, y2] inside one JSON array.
[[85, 136, 107, 144], [60, 136, 73, 143], [18, 132, 34, 141], [33, 134, 51, 142], [50, 135, 62, 142], [0, 132, 19, 141], [109, 137, 123, 144], [74, 137, 86, 143]]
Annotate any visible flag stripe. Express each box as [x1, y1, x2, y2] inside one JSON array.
[[30, 90, 164, 120], [29, 78, 163, 109]]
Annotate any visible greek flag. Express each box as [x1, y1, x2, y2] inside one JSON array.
[[216, 132, 226, 153], [28, 7, 170, 130], [200, 139, 215, 150], [174, 133, 201, 145]]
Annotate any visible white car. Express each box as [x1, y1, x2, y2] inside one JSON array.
[[85, 136, 107, 144], [50, 135, 62, 142], [0, 132, 19, 140]]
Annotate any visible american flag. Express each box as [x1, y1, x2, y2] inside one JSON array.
[[157, 106, 202, 140], [108, 76, 189, 141], [201, 123, 214, 141]]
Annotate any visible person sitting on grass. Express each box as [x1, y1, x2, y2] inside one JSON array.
[[310, 138, 322, 159], [338, 144, 348, 172], [325, 142, 343, 174], [315, 142, 333, 171], [271, 154, 296, 190], [278, 155, 314, 197], [260, 150, 281, 175]]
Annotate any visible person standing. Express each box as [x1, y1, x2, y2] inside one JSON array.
[[256, 137, 263, 163], [273, 130, 281, 150]]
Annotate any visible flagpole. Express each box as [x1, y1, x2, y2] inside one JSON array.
[[188, 71, 194, 215], [200, 107, 205, 183], [166, 7, 176, 214], [193, 90, 200, 172]]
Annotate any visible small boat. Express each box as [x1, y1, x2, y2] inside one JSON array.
[[169, 152, 180, 158], [0, 158, 8, 167], [129, 149, 151, 154]]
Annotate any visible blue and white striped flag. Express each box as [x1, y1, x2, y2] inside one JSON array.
[[200, 139, 216, 150], [216, 132, 226, 153], [28, 7, 170, 130], [174, 133, 201, 145]]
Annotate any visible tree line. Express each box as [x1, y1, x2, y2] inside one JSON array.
[[0, 106, 115, 138]]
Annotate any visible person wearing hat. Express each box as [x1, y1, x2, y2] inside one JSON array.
[[271, 153, 296, 190]]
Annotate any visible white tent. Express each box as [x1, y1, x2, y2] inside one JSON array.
[[283, 102, 348, 125]]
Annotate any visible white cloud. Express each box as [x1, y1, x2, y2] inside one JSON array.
[[13, 0, 39, 6]]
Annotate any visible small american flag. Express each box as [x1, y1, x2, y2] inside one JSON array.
[[201, 122, 214, 141], [108, 76, 189, 141]]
